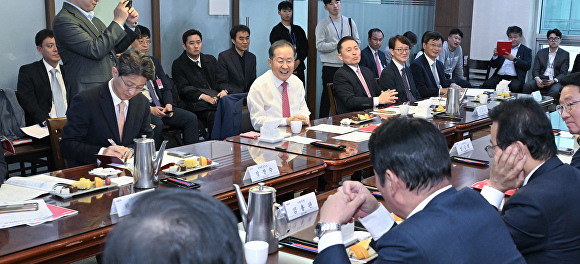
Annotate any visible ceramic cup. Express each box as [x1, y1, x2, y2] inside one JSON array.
[[244, 241, 269, 264], [290, 121, 302, 134], [399, 105, 410, 116], [479, 94, 488, 104]]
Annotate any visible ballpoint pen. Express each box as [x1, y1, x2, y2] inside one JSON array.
[[108, 139, 117, 146]]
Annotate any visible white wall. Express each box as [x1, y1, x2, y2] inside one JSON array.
[[470, 0, 535, 60]]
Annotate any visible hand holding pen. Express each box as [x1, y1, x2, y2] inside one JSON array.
[[103, 139, 134, 160]]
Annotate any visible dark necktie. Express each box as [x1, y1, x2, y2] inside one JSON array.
[[401, 68, 415, 101]]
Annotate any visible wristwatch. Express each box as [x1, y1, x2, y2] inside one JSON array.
[[315, 222, 341, 238], [555, 78, 559, 83]]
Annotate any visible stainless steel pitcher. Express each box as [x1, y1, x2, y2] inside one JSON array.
[[133, 135, 167, 189], [234, 182, 282, 254], [445, 87, 461, 116]]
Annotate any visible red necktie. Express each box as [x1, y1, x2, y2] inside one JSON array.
[[375, 52, 382, 77], [356, 68, 372, 97], [281, 81, 290, 118]]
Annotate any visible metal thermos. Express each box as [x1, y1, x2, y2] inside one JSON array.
[[133, 135, 167, 189], [445, 87, 461, 116]]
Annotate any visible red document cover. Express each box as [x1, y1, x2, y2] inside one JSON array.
[[497, 41, 512, 56], [27, 204, 78, 226], [357, 124, 379, 133], [470, 179, 516, 196], [1, 137, 15, 154]]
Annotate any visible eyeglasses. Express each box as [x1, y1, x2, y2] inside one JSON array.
[[138, 39, 151, 45], [428, 43, 442, 48], [485, 144, 499, 158], [394, 48, 410, 53], [548, 37, 561, 42], [120, 76, 145, 92], [556, 100, 580, 114]]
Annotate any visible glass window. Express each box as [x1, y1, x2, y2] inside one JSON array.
[[539, 0, 580, 35]]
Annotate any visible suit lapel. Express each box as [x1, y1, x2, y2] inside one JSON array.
[[64, 3, 102, 38], [230, 48, 244, 81], [345, 65, 364, 96], [98, 84, 121, 142], [122, 96, 140, 144], [422, 56, 437, 87]]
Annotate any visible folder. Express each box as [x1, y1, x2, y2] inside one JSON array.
[[497, 41, 512, 57]]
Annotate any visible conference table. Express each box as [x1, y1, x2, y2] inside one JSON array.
[[0, 141, 326, 264]]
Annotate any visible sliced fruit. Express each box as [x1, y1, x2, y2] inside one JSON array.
[[200, 156, 207, 166], [94, 177, 103, 188], [348, 244, 370, 259]]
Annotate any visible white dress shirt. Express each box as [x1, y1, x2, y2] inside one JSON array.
[[247, 70, 310, 130], [543, 48, 558, 77], [425, 56, 442, 88], [318, 185, 453, 252], [370, 47, 385, 69], [98, 79, 129, 155], [496, 44, 520, 77], [346, 64, 380, 106], [42, 59, 67, 118], [480, 161, 544, 208]]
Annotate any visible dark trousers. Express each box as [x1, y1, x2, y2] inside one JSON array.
[[196, 109, 216, 140], [151, 107, 199, 149], [320, 66, 340, 118], [481, 74, 523, 93]]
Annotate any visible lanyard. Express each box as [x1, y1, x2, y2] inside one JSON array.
[[548, 52, 556, 69], [329, 16, 343, 40], [288, 27, 296, 46]]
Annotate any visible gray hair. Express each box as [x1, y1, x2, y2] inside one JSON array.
[[117, 49, 155, 80], [268, 40, 295, 60]]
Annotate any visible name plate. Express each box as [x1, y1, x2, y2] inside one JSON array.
[[472, 105, 488, 117], [283, 192, 319, 221], [450, 138, 474, 155], [243, 160, 280, 183], [110, 189, 154, 217], [531, 91, 542, 102]]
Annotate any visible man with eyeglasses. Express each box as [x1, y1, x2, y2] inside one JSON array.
[[130, 25, 199, 148], [558, 73, 580, 170], [411, 31, 462, 98], [437, 28, 471, 88], [60, 49, 154, 166], [359, 28, 388, 79], [384, 31, 417, 67], [482, 26, 532, 92], [523, 28, 569, 102], [379, 35, 421, 104], [480, 97, 580, 263]]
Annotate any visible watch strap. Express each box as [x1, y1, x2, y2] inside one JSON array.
[[315, 222, 341, 238]]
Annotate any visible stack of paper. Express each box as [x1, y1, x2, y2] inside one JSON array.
[[0, 200, 53, 229]]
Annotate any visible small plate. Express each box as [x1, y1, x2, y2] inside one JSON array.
[[372, 109, 398, 116], [349, 117, 376, 124], [52, 183, 117, 199], [89, 167, 122, 177], [163, 162, 219, 176]]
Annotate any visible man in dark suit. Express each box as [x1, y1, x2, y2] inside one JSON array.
[[482, 26, 532, 92], [481, 98, 580, 263], [359, 28, 388, 79], [130, 26, 198, 148], [269, 1, 308, 84], [559, 73, 580, 170], [314, 117, 525, 264], [333, 36, 397, 115], [216, 25, 256, 98], [523, 28, 569, 100], [411, 31, 461, 98], [172, 29, 218, 139], [17, 29, 69, 126], [60, 49, 153, 166], [53, 0, 140, 97], [379, 35, 421, 104]]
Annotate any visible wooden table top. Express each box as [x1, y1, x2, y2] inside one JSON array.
[[0, 141, 326, 263]]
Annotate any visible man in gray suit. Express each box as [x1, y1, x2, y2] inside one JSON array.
[[53, 0, 140, 97], [523, 28, 569, 101]]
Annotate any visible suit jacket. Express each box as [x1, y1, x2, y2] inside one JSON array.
[[269, 22, 308, 72], [171, 51, 218, 112], [216, 47, 256, 94], [17, 60, 69, 126], [360, 46, 388, 79], [0, 152, 6, 186], [411, 54, 451, 98], [379, 60, 422, 104], [501, 156, 580, 263], [53, 2, 138, 97], [489, 44, 532, 83], [532, 48, 569, 80], [60, 83, 152, 166], [315, 188, 525, 264], [149, 56, 173, 106], [572, 54, 580, 74], [333, 64, 381, 115]]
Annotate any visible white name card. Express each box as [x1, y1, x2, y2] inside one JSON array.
[[472, 105, 489, 117], [283, 192, 319, 221], [110, 189, 154, 217], [450, 138, 474, 155], [243, 160, 280, 183], [532, 91, 542, 102]]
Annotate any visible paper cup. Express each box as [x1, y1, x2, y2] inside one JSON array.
[[244, 241, 269, 264], [479, 94, 488, 104], [399, 105, 409, 116]]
